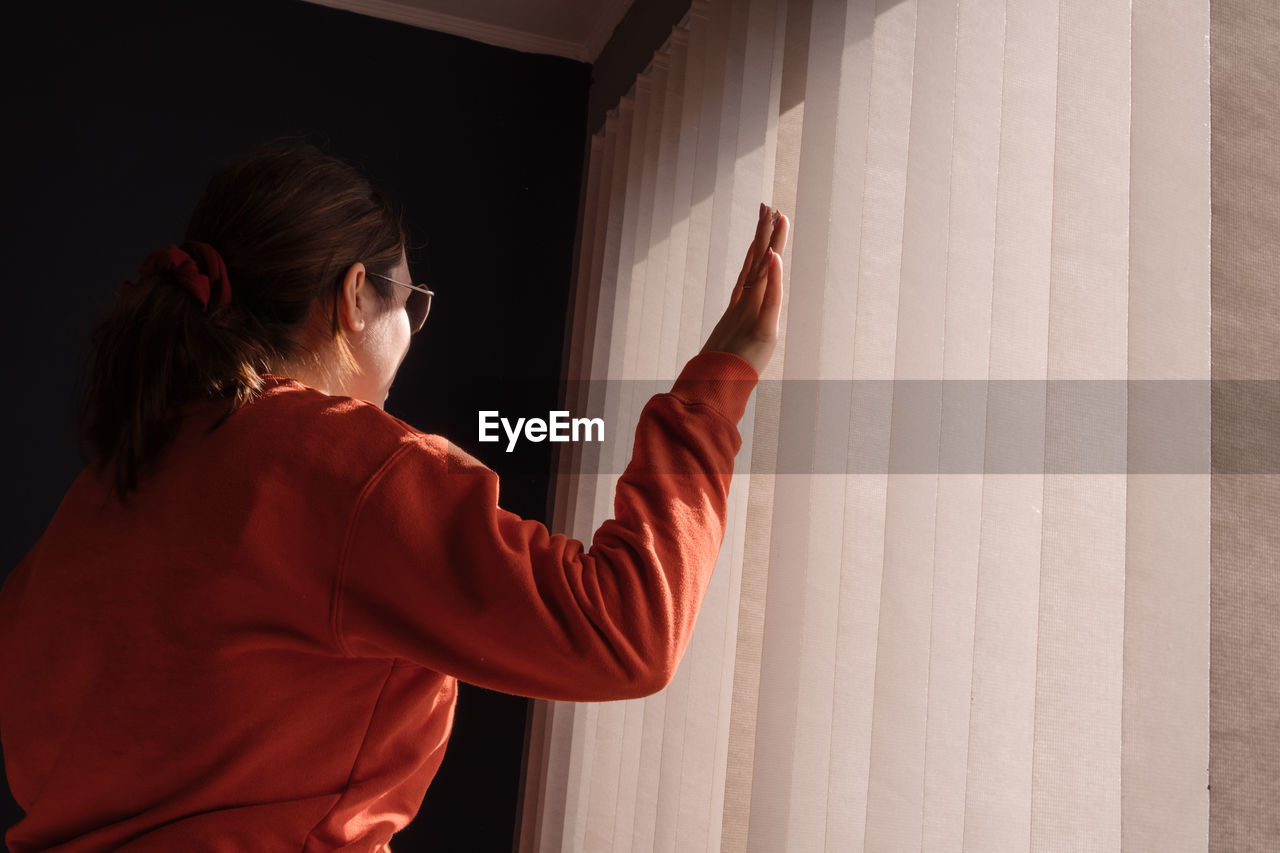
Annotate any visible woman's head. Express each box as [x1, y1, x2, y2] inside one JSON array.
[[80, 141, 413, 501]]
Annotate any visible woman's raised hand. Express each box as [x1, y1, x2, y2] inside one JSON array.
[[699, 202, 789, 376]]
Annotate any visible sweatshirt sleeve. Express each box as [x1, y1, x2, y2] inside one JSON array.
[[334, 351, 759, 701]]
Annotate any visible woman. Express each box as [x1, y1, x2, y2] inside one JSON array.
[[0, 143, 788, 850]]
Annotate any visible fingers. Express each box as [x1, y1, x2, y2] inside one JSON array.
[[736, 203, 773, 297], [747, 208, 779, 284], [769, 211, 789, 260], [754, 215, 787, 303], [743, 209, 787, 290], [738, 205, 785, 299], [731, 205, 789, 314], [758, 243, 784, 331], [748, 209, 789, 285], [748, 247, 774, 295]]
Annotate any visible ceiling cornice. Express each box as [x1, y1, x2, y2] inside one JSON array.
[[300, 0, 593, 61]]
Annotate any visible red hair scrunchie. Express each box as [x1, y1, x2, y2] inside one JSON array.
[[138, 241, 232, 312]]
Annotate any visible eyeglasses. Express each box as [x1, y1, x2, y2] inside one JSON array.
[[367, 271, 434, 335]]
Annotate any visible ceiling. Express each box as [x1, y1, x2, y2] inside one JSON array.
[[301, 0, 637, 62]]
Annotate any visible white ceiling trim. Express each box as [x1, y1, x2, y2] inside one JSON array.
[[300, 0, 593, 61]]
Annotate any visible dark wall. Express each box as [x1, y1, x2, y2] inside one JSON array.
[[0, 1, 589, 850]]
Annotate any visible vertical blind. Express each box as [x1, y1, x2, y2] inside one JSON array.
[[520, 0, 1211, 850]]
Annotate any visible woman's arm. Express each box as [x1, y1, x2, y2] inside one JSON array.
[[335, 204, 788, 700], [334, 350, 756, 701]]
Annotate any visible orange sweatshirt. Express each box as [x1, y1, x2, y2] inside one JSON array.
[[0, 351, 757, 851]]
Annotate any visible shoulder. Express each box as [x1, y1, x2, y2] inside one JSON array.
[[188, 376, 460, 491]]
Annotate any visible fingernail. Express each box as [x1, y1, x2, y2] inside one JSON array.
[[759, 202, 766, 219]]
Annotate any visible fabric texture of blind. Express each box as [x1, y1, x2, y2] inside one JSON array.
[[519, 0, 1213, 850]]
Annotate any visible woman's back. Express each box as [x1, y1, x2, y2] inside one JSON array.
[[2, 375, 454, 849], [0, 351, 758, 850]]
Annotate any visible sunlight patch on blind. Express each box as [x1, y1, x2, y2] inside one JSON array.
[[520, 0, 1211, 850]]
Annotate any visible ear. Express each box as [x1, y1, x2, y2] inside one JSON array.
[[338, 262, 371, 335]]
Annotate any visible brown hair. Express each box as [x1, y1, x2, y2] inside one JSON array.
[[78, 142, 406, 502]]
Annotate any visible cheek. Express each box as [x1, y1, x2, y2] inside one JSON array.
[[396, 312, 412, 357], [367, 318, 403, 372], [386, 314, 412, 372]]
